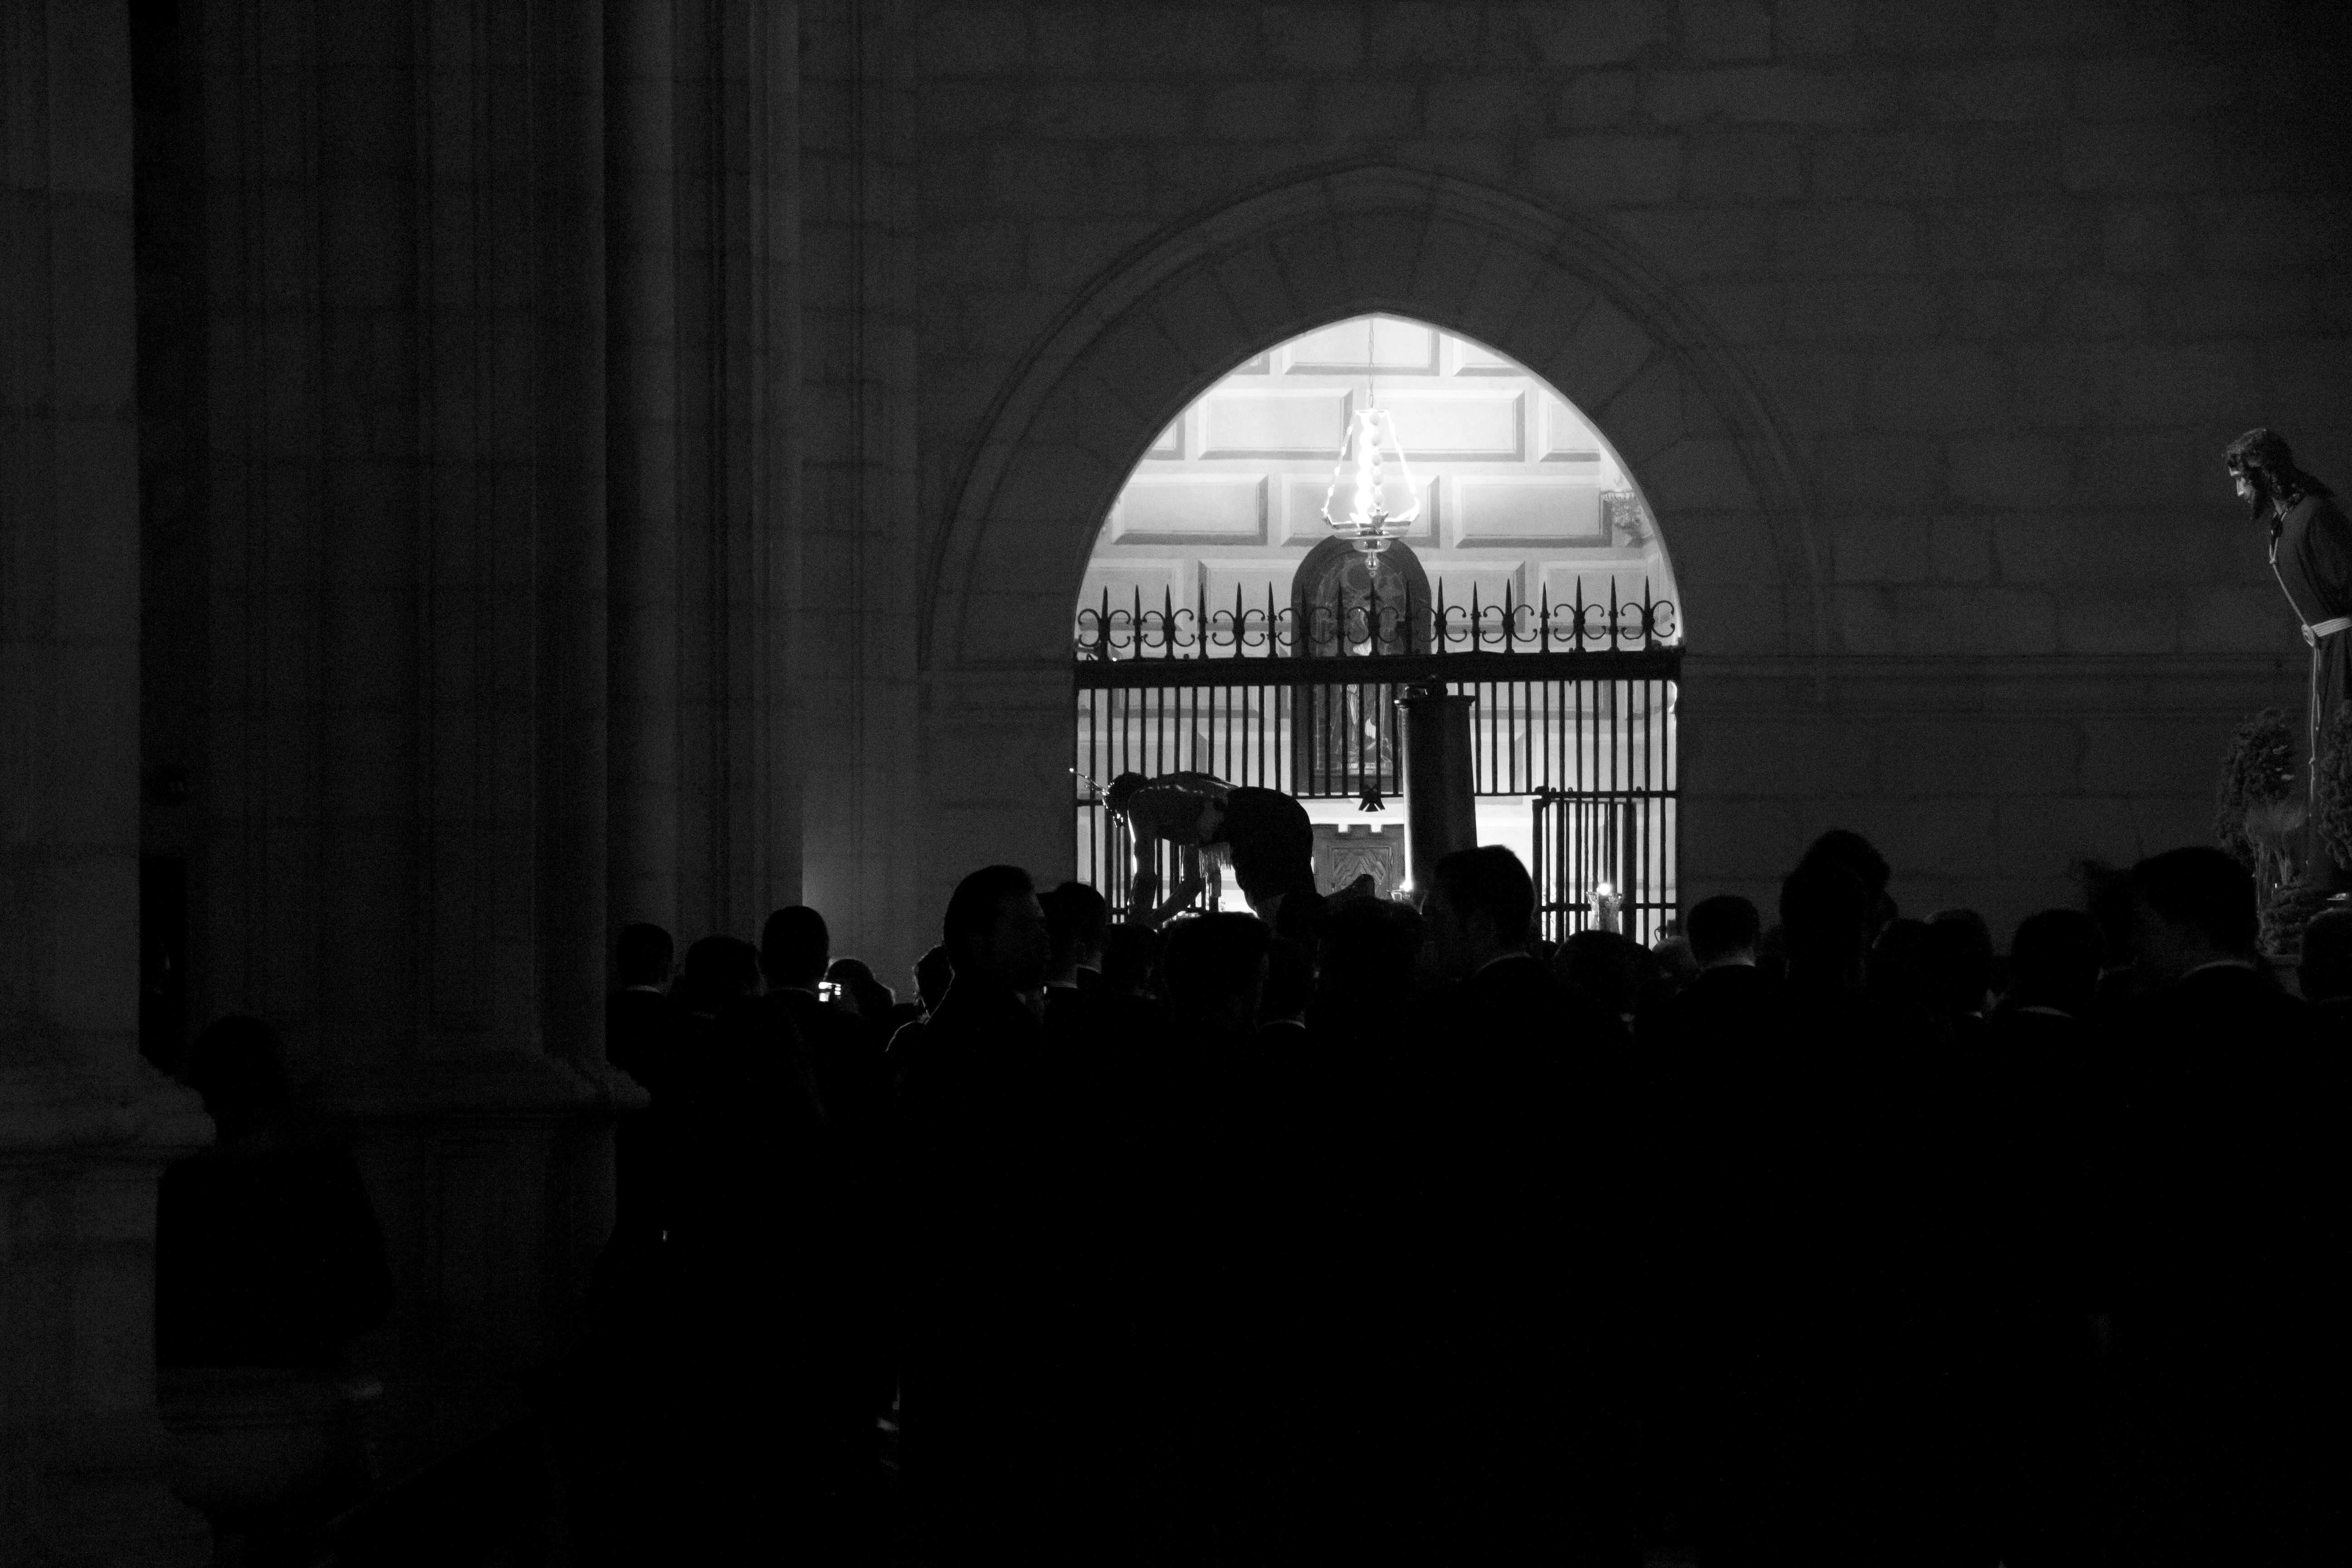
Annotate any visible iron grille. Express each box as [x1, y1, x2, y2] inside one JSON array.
[[1073, 578, 1680, 936]]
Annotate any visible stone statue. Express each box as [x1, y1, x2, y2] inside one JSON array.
[[1104, 771, 1316, 920]]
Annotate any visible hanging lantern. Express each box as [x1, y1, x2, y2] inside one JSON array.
[[1322, 407, 1421, 554]]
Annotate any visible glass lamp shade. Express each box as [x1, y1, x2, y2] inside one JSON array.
[[1321, 408, 1421, 551]]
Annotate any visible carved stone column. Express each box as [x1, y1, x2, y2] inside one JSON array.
[[607, 0, 802, 946], [195, 0, 625, 1389], [606, 0, 685, 939], [2, 0, 213, 1558], [1400, 689, 1480, 897], [798, 0, 926, 983]]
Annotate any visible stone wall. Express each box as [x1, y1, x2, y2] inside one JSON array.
[[903, 0, 2350, 940]]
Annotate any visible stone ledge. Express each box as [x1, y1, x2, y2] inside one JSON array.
[[324, 1049, 646, 1127], [0, 1068, 210, 1161], [1678, 650, 2299, 712]]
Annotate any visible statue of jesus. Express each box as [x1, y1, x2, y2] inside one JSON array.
[[2230, 427, 2352, 884]]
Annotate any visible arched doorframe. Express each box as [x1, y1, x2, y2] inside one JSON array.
[[924, 161, 1828, 673]]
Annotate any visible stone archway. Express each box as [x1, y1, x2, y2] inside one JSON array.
[[917, 162, 1826, 888], [928, 162, 1823, 670]]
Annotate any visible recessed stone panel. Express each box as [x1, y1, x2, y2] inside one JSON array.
[[1541, 394, 1604, 462], [1109, 475, 1268, 543], [1377, 389, 1525, 460], [1451, 336, 1520, 375], [1145, 414, 1184, 458], [1451, 475, 1606, 545], [1198, 388, 1353, 457]]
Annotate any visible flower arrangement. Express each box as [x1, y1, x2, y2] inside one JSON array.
[[2216, 708, 2307, 951], [2216, 707, 2299, 871], [2312, 702, 2352, 870]]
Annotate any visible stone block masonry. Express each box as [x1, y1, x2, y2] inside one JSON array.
[[904, 0, 2351, 944]]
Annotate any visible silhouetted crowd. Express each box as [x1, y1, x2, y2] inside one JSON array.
[[154, 830, 2349, 1566]]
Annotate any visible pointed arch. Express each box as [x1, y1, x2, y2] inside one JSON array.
[[924, 161, 1826, 673]]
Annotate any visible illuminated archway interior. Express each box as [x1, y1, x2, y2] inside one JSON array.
[[1076, 314, 1681, 922]]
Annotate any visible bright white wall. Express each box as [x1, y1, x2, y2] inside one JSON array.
[[1078, 314, 1681, 631]]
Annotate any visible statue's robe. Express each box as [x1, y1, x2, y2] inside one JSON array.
[[2270, 492, 2352, 882], [2270, 491, 2352, 752]]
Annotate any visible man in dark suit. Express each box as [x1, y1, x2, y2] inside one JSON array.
[[1638, 892, 1770, 1055], [760, 905, 893, 1163], [1409, 846, 1639, 1567], [1628, 892, 1767, 1545], [2097, 847, 2336, 1567], [1038, 880, 1110, 1048], [1956, 907, 2106, 1566], [895, 866, 1073, 1563], [755, 905, 897, 1539], [1695, 855, 1953, 1568]]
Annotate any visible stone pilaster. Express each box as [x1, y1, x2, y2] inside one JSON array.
[[3, 0, 212, 1558], [194, 0, 626, 1388], [799, 0, 928, 985], [608, 0, 802, 948], [606, 0, 685, 940]]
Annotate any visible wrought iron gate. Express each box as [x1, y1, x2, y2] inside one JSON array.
[[1529, 789, 1676, 946], [1074, 578, 1680, 935]]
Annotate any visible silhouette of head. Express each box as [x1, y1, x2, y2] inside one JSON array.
[[2129, 846, 2259, 984], [614, 922, 674, 988], [761, 906, 829, 990], [943, 865, 1049, 991], [182, 1015, 293, 1139], [1781, 859, 1872, 990], [1685, 894, 1760, 968], [1162, 912, 1271, 1035], [825, 957, 892, 1018], [1798, 828, 1893, 938], [679, 936, 761, 1016], [1042, 881, 1110, 972], [2007, 907, 2101, 1015], [1553, 930, 1636, 1015], [2299, 907, 2352, 1001], [1425, 845, 1535, 977], [1104, 773, 1146, 815]]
